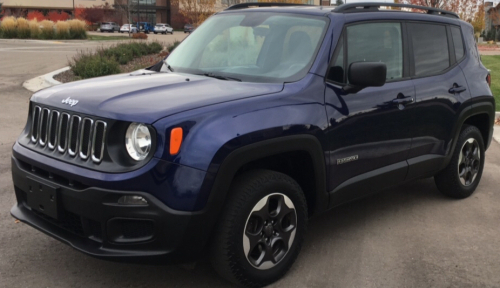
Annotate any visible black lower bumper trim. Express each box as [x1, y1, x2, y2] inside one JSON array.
[[10, 156, 214, 264]]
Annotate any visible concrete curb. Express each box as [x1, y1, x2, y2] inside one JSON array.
[[23, 66, 70, 93]]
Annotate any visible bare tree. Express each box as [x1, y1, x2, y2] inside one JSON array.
[[114, 0, 138, 35], [172, 0, 216, 27]]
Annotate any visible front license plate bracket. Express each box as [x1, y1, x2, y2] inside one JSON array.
[[26, 177, 59, 220]]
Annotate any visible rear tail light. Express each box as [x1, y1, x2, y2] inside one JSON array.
[[487, 74, 491, 87]]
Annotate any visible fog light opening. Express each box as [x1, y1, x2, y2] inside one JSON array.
[[118, 195, 148, 206]]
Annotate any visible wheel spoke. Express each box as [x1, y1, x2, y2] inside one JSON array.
[[458, 148, 466, 166], [472, 145, 480, 161]]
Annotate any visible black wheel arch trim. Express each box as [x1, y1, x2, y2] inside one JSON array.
[[205, 134, 328, 217], [443, 98, 495, 169]]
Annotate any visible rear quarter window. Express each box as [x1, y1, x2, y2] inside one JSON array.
[[408, 23, 450, 77]]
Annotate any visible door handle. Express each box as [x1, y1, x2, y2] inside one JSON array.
[[449, 83, 467, 94], [392, 96, 414, 105]]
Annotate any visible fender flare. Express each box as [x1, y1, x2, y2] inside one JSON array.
[[443, 100, 495, 169], [204, 134, 329, 217]]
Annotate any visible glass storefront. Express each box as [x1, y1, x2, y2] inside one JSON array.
[[132, 9, 157, 24]]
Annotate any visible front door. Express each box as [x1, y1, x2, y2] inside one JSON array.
[[324, 21, 415, 206]]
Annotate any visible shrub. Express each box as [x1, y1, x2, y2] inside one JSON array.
[[167, 41, 180, 53], [28, 19, 40, 38], [27, 11, 45, 21], [16, 17, 31, 38], [71, 50, 121, 79], [132, 33, 147, 40], [55, 21, 70, 39], [147, 41, 163, 54], [47, 11, 70, 22], [67, 19, 87, 39], [39, 20, 55, 39], [1, 16, 17, 38], [127, 42, 149, 57], [103, 44, 134, 65]]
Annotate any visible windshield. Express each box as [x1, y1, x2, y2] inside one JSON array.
[[165, 13, 328, 83]]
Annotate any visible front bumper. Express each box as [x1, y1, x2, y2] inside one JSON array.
[[10, 144, 217, 264]]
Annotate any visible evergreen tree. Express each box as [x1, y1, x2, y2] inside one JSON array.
[[336, 0, 344, 5]]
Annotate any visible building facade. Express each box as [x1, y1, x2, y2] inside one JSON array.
[[2, 0, 328, 29]]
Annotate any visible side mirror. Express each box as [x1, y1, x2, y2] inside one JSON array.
[[344, 62, 387, 94]]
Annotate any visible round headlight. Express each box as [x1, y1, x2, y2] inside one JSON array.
[[125, 123, 152, 161]]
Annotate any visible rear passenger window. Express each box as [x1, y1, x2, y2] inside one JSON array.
[[408, 23, 450, 76], [451, 26, 465, 61], [346, 23, 403, 81]]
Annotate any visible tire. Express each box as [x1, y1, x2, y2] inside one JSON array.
[[211, 170, 307, 287], [154, 32, 157, 34], [434, 125, 485, 199]]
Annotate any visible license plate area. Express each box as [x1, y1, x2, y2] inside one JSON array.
[[26, 177, 59, 220]]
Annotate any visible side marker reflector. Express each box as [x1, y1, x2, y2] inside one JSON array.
[[170, 127, 183, 155]]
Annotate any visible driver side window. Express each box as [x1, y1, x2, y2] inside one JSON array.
[[327, 22, 403, 84]]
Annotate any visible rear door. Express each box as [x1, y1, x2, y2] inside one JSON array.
[[405, 22, 471, 180], [325, 21, 415, 206]]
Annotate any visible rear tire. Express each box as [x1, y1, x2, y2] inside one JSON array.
[[434, 125, 485, 199], [211, 170, 307, 287]]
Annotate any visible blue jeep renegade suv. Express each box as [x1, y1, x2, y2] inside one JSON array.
[[11, 2, 496, 287]]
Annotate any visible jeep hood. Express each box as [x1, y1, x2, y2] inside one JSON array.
[[32, 71, 284, 123]]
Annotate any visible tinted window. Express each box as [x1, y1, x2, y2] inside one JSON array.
[[327, 35, 344, 83], [451, 26, 465, 60], [409, 23, 450, 76], [346, 23, 403, 81]]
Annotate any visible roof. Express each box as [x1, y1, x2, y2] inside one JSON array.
[[221, 2, 460, 19]]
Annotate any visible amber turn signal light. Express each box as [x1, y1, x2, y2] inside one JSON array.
[[170, 127, 183, 155]]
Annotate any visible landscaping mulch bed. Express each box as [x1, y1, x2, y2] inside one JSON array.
[[495, 117, 500, 125], [54, 51, 169, 83], [478, 44, 500, 51]]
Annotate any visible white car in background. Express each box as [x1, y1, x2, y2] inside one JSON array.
[[154, 23, 174, 35], [120, 24, 138, 33]]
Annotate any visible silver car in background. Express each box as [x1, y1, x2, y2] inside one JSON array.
[[120, 24, 138, 33], [154, 23, 174, 35], [100, 22, 120, 33]]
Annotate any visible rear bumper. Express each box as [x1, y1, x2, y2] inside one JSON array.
[[10, 145, 218, 264]]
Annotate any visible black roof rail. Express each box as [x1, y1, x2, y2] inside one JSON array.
[[225, 2, 313, 11], [333, 2, 459, 19]]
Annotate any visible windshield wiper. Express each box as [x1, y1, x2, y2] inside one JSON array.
[[163, 60, 174, 72], [198, 73, 242, 82]]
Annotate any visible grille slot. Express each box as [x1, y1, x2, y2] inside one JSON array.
[[39, 108, 50, 147], [48, 111, 59, 150], [79, 118, 93, 160], [58, 113, 70, 153], [92, 121, 107, 163], [68, 115, 81, 157], [31, 106, 41, 143], [30, 106, 107, 164]]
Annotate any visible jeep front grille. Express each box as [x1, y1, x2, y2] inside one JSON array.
[[30, 105, 107, 163]]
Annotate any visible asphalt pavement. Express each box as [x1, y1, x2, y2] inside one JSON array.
[[1, 39, 500, 288]]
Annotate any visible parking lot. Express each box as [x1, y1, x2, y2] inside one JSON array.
[[87, 30, 189, 43], [0, 39, 500, 287]]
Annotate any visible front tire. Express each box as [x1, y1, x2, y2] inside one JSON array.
[[435, 125, 485, 199], [211, 170, 307, 287]]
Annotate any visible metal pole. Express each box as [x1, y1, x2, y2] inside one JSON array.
[[73, 0, 75, 18]]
